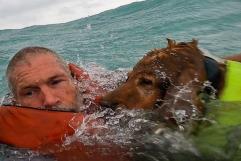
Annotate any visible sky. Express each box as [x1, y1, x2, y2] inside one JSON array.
[[0, 0, 143, 30]]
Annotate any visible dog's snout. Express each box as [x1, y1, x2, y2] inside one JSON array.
[[99, 99, 118, 109], [99, 100, 111, 107]]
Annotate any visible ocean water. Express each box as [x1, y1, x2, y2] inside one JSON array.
[[1, 0, 241, 97], [1, 0, 241, 160]]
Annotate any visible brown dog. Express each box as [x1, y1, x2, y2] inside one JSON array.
[[100, 39, 241, 124]]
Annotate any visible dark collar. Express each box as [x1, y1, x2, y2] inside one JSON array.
[[204, 56, 222, 91]]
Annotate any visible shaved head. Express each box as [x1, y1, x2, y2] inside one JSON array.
[[6, 47, 69, 96], [6, 46, 81, 111]]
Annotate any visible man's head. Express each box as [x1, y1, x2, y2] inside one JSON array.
[[6, 47, 81, 111]]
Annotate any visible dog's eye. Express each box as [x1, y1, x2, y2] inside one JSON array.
[[139, 77, 153, 86]]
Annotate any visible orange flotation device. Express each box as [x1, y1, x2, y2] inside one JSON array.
[[68, 63, 105, 104], [0, 107, 129, 161], [0, 64, 130, 161], [0, 106, 83, 149]]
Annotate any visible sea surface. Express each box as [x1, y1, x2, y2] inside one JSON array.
[[1, 0, 241, 97], [1, 0, 241, 161]]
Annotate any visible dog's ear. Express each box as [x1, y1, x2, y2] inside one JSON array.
[[166, 38, 176, 50], [191, 39, 198, 47]]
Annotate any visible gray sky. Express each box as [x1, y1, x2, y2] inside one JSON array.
[[0, 0, 143, 30]]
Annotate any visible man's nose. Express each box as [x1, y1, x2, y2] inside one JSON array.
[[41, 87, 60, 108]]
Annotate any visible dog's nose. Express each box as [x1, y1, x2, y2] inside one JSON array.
[[99, 99, 117, 109]]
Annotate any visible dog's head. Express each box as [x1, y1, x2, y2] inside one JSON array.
[[101, 39, 208, 123]]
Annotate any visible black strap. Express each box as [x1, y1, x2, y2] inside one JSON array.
[[204, 56, 221, 91]]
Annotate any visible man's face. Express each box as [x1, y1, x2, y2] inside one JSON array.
[[11, 54, 81, 111]]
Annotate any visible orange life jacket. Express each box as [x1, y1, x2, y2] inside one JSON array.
[[0, 107, 129, 161], [68, 63, 105, 104], [0, 106, 83, 149]]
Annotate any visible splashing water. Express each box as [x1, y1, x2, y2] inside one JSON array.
[[83, 62, 129, 91], [63, 107, 201, 161], [53, 63, 201, 160], [1, 63, 240, 161], [0, 144, 53, 161], [64, 108, 152, 146], [61, 64, 202, 160]]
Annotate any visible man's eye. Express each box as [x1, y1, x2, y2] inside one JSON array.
[[51, 79, 63, 85]]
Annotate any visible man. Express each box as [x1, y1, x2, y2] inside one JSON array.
[[6, 46, 82, 112], [1, 47, 129, 161]]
